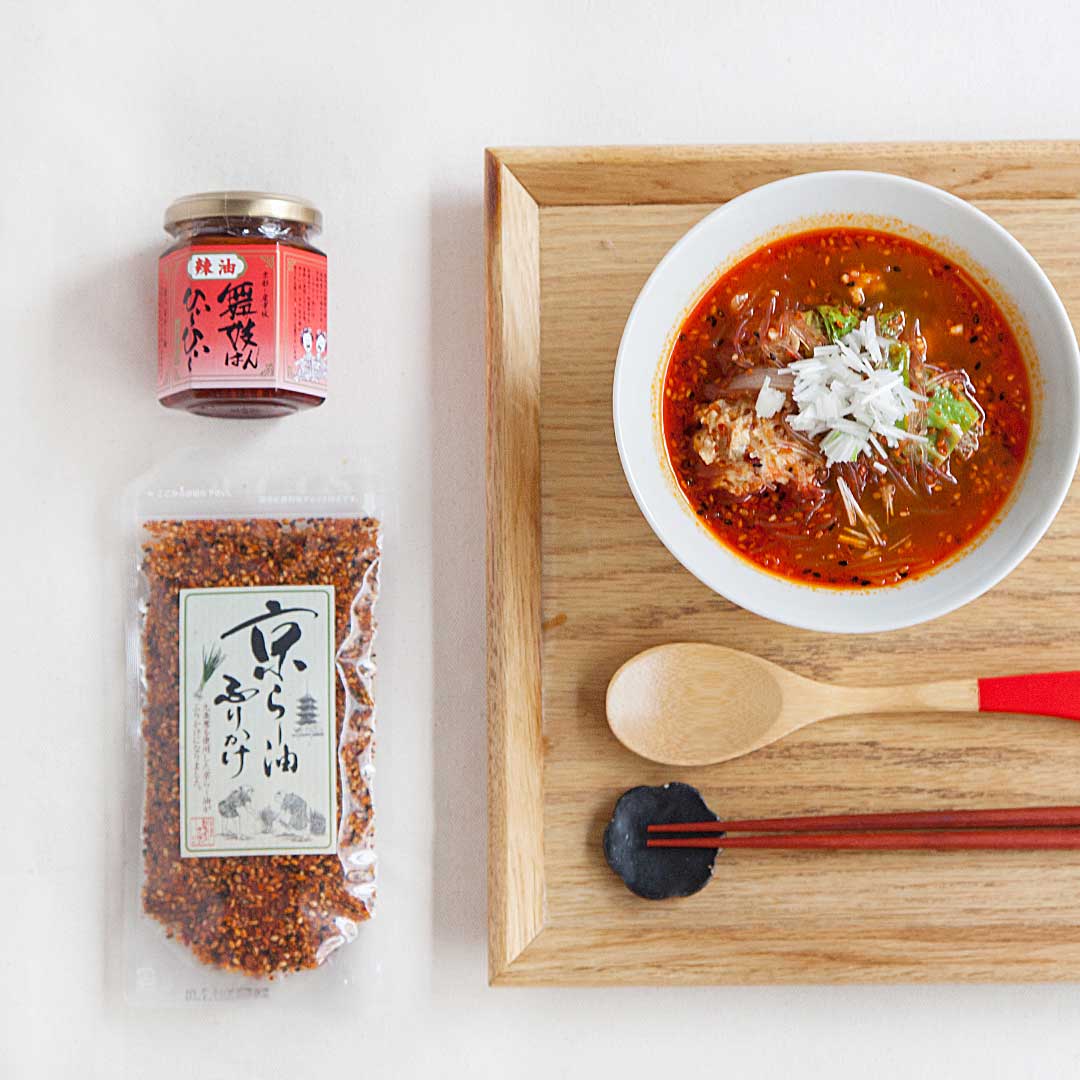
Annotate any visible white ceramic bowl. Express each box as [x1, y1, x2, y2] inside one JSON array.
[[613, 171, 1080, 633]]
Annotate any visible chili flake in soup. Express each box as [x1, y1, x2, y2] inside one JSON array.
[[662, 228, 1032, 588]]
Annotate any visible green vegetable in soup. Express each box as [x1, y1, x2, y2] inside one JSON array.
[[816, 305, 860, 342], [890, 342, 912, 431], [876, 309, 906, 338], [802, 308, 825, 338], [926, 384, 981, 463], [928, 385, 980, 432], [887, 341, 911, 383]]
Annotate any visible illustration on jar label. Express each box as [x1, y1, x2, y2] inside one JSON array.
[[158, 243, 327, 398], [178, 585, 337, 858]]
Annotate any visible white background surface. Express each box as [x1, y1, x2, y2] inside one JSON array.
[[4, 1, 1080, 1076]]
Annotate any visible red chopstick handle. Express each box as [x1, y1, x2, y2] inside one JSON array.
[[649, 805, 1080, 834], [978, 671, 1080, 722], [649, 828, 1080, 851]]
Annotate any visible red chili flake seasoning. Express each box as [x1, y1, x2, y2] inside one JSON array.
[[140, 517, 380, 977]]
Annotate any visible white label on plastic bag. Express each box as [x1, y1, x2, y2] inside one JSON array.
[[178, 585, 337, 858]]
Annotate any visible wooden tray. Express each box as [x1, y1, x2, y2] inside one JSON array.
[[486, 142, 1080, 985]]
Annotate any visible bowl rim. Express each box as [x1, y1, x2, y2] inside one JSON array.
[[612, 169, 1080, 633]]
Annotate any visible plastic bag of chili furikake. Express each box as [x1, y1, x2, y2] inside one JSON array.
[[124, 458, 381, 1000]]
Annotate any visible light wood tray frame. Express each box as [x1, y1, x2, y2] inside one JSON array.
[[487, 143, 1080, 985]]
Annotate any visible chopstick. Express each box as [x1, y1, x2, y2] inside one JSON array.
[[647, 805, 1080, 835], [648, 828, 1080, 851]]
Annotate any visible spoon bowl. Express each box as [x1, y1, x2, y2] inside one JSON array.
[[606, 644, 797, 765]]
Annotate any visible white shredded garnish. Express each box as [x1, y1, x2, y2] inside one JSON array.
[[882, 482, 896, 520], [754, 375, 786, 419], [856, 501, 885, 547], [785, 317, 927, 467], [872, 461, 888, 474], [863, 315, 883, 368], [836, 475, 885, 545], [839, 533, 868, 548], [836, 476, 859, 527]]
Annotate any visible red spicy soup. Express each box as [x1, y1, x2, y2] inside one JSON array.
[[662, 228, 1032, 588]]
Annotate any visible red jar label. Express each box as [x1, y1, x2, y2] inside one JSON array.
[[158, 243, 327, 399]]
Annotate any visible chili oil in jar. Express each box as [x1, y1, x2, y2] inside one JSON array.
[[158, 191, 328, 418]]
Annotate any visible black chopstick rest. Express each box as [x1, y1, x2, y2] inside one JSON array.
[[603, 783, 719, 900]]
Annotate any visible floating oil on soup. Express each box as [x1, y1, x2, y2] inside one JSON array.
[[662, 228, 1032, 588]]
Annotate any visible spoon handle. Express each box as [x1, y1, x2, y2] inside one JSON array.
[[833, 678, 978, 715], [979, 671, 1080, 722]]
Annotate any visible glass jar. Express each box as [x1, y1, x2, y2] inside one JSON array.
[[158, 192, 328, 418]]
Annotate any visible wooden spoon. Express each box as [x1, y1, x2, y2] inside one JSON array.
[[606, 642, 1080, 766]]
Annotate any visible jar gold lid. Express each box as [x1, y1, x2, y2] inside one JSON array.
[[164, 191, 322, 234]]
